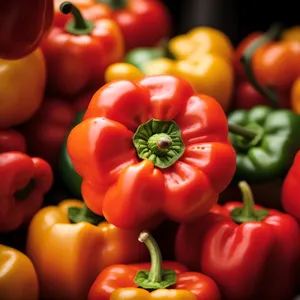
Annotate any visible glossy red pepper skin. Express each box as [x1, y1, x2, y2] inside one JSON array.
[[175, 203, 299, 300], [0, 152, 53, 232], [67, 75, 236, 230], [97, 0, 171, 51], [88, 261, 221, 300], [0, 0, 53, 59], [282, 150, 300, 221], [0, 130, 27, 154], [42, 7, 124, 97]]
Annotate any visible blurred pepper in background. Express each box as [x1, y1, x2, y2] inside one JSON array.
[[0, 0, 53, 59], [0, 49, 46, 130], [0, 244, 39, 300]]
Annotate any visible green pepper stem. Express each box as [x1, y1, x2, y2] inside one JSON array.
[[238, 181, 255, 217], [230, 181, 269, 223], [241, 23, 283, 109], [60, 1, 94, 35], [138, 231, 162, 283], [228, 123, 257, 140]]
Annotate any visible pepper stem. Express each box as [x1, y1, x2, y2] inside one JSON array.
[[228, 123, 257, 140], [139, 231, 162, 282], [230, 181, 269, 223], [241, 23, 283, 108], [60, 1, 94, 35], [68, 203, 104, 225], [134, 230, 176, 289]]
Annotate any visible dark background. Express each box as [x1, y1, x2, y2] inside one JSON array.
[[161, 0, 299, 45]]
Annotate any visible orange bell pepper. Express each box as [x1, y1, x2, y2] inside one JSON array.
[[0, 245, 39, 300], [0, 48, 46, 129], [26, 199, 148, 300], [281, 26, 300, 43], [42, 1, 124, 97], [67, 75, 236, 229], [291, 77, 300, 114]]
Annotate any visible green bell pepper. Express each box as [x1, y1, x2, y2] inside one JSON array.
[[59, 110, 84, 198], [228, 105, 300, 183], [124, 47, 166, 73]]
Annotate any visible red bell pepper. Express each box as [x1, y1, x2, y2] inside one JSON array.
[[282, 150, 300, 222], [0, 152, 53, 232], [21, 98, 76, 170], [88, 230, 221, 300], [95, 0, 171, 51], [0, 0, 53, 59], [67, 75, 236, 229], [42, 1, 124, 97], [53, 0, 112, 28], [232, 81, 289, 110], [232, 81, 269, 110], [0, 130, 26, 154], [176, 181, 300, 300]]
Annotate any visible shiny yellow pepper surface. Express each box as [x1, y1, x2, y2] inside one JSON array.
[[0, 244, 39, 300], [26, 199, 148, 300]]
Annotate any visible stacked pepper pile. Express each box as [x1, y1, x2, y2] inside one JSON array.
[[1, 1, 300, 299]]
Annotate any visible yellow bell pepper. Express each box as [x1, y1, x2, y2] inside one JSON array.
[[142, 58, 175, 76], [291, 77, 300, 114], [26, 199, 148, 300], [0, 244, 39, 300], [104, 27, 234, 111], [167, 27, 234, 111], [110, 288, 197, 299], [168, 26, 234, 63], [172, 54, 234, 111], [105, 62, 144, 82]]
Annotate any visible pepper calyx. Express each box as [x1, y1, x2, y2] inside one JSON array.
[[68, 204, 104, 225], [133, 119, 185, 169], [229, 123, 264, 150]]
